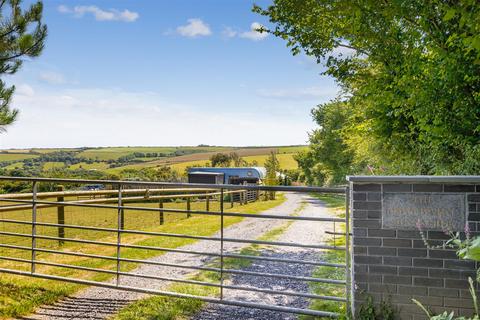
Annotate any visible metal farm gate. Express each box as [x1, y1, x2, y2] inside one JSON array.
[[0, 176, 350, 318]]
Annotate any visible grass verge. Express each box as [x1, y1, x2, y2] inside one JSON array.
[[299, 193, 347, 320]]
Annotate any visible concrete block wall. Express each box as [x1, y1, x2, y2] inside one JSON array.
[[348, 176, 480, 320]]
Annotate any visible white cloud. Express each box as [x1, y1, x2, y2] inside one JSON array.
[[1, 87, 312, 148], [331, 45, 356, 57], [257, 86, 339, 100], [239, 22, 268, 41], [222, 27, 237, 38], [15, 84, 35, 97], [57, 5, 70, 14], [176, 19, 211, 38], [39, 71, 66, 85], [58, 5, 139, 22]]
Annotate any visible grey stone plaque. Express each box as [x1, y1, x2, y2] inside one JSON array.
[[383, 193, 466, 231]]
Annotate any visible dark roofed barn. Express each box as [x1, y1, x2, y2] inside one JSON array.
[[187, 167, 266, 185]]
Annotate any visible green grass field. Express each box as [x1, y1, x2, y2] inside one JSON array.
[[276, 145, 309, 154], [0, 145, 305, 180], [169, 153, 298, 173], [1, 148, 82, 154], [42, 162, 65, 170], [108, 152, 299, 174], [3, 162, 24, 170], [242, 153, 298, 169], [0, 193, 286, 318], [0, 154, 38, 161], [68, 162, 110, 170], [78, 146, 232, 161]]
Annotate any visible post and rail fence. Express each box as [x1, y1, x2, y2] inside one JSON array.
[[0, 176, 350, 318]]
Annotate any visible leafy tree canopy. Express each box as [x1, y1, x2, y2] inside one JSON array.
[[210, 153, 231, 167], [0, 0, 47, 131], [295, 100, 355, 185], [264, 151, 280, 184], [255, 0, 480, 176]]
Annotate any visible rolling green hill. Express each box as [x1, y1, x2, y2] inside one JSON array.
[[0, 145, 305, 178]]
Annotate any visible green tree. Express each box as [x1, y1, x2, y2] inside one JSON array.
[[264, 151, 280, 199], [296, 100, 355, 185], [0, 0, 47, 131], [119, 167, 179, 182], [210, 153, 231, 167], [229, 152, 247, 167], [255, 0, 480, 175]]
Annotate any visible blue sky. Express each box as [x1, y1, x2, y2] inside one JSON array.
[[1, 0, 339, 148]]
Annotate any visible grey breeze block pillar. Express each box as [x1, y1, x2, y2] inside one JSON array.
[[348, 176, 480, 320]]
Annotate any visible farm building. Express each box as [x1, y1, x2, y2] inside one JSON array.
[[187, 171, 224, 184], [187, 167, 266, 185]]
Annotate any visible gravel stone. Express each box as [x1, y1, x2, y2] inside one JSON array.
[[24, 193, 332, 320], [191, 194, 338, 320]]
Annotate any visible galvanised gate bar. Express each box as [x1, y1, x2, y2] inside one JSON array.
[[0, 176, 350, 318]]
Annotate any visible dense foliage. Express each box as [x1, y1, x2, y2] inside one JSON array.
[[295, 100, 355, 185], [209, 153, 231, 167], [264, 151, 281, 199], [0, 0, 47, 130], [209, 152, 250, 167], [255, 0, 480, 182], [118, 167, 180, 182]]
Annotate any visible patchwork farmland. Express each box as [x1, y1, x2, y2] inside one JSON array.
[[0, 145, 306, 179]]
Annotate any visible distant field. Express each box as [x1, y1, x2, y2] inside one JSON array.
[[110, 152, 299, 175], [0, 145, 306, 175], [277, 146, 308, 154], [78, 146, 232, 161], [0, 154, 38, 161], [77, 146, 305, 162], [170, 153, 298, 173], [69, 162, 110, 170], [134, 157, 165, 162], [137, 147, 281, 166], [242, 154, 298, 169], [4, 162, 24, 170], [106, 147, 288, 173], [169, 160, 213, 174], [43, 162, 65, 170], [79, 149, 143, 161], [1, 148, 81, 154]]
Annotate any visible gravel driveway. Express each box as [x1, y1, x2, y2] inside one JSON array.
[[190, 194, 339, 320], [23, 192, 309, 320]]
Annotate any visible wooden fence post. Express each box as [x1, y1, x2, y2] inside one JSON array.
[[159, 200, 164, 225], [57, 185, 65, 245], [186, 197, 191, 218], [206, 195, 210, 212]]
